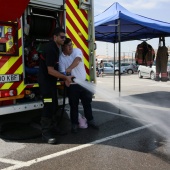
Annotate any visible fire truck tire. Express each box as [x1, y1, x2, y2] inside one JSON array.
[[0, 122, 41, 140]]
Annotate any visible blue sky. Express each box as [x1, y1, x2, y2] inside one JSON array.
[[94, 0, 170, 57]]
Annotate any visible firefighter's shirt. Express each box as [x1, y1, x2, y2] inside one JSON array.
[[38, 40, 59, 89]]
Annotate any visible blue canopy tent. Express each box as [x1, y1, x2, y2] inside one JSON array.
[[95, 2, 170, 43], [94, 2, 170, 91]]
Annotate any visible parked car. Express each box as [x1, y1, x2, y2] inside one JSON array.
[[138, 61, 170, 80], [103, 62, 126, 75], [115, 62, 138, 74]]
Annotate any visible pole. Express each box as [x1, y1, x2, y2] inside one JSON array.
[[118, 19, 121, 92], [113, 43, 115, 90]]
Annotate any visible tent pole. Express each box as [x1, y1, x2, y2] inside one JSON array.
[[118, 19, 121, 92], [113, 43, 115, 90]]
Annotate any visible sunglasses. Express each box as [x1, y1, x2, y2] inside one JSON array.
[[60, 35, 66, 39]]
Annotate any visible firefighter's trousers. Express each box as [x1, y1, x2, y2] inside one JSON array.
[[156, 46, 168, 81], [41, 87, 58, 119]]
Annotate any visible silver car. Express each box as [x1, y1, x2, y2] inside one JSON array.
[[138, 62, 170, 80], [103, 62, 126, 75], [115, 62, 138, 74]]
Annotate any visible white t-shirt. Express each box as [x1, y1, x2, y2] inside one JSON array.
[[59, 48, 86, 81]]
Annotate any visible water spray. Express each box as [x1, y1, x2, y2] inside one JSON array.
[[71, 77, 170, 154]]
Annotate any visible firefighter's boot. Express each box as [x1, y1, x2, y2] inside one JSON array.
[[41, 117, 58, 144], [155, 76, 160, 81]]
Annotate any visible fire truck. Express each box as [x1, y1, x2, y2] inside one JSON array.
[[0, 0, 96, 116]]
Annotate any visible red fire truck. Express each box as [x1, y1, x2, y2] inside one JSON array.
[[0, 0, 96, 116]]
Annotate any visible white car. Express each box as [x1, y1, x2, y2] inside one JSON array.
[[138, 62, 170, 80], [103, 62, 126, 75]]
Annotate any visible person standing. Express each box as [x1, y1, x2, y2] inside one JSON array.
[[59, 38, 99, 133], [96, 58, 99, 77], [99, 60, 104, 77], [38, 28, 73, 144]]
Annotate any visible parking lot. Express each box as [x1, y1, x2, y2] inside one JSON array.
[[0, 74, 170, 170]]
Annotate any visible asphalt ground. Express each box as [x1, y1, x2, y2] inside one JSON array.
[[0, 73, 170, 170]]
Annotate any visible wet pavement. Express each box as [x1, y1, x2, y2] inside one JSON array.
[[0, 74, 170, 170]]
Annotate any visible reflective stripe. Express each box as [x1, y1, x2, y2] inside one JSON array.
[[66, 0, 89, 79], [161, 73, 168, 77], [43, 98, 52, 102]]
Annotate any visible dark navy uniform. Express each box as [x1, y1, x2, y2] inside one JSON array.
[[38, 41, 59, 118], [38, 40, 61, 142]]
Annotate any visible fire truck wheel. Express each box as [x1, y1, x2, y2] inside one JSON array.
[[0, 122, 41, 140]]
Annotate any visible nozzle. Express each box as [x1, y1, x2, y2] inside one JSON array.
[[66, 72, 71, 76], [71, 77, 75, 82]]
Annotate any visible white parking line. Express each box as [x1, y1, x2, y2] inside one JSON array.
[[149, 83, 170, 87], [91, 108, 149, 122], [0, 158, 24, 165], [1, 124, 154, 170]]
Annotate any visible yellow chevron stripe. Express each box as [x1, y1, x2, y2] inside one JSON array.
[[0, 20, 25, 96], [69, 1, 87, 23], [17, 81, 25, 95], [14, 64, 23, 74], [33, 84, 39, 87], [83, 56, 89, 69], [66, 21, 88, 55], [0, 46, 22, 74], [18, 28, 21, 39], [16, 26, 24, 95], [66, 6, 88, 39], [19, 46, 22, 57], [85, 73, 89, 80], [0, 57, 19, 74], [1, 83, 13, 90], [66, 0, 90, 80], [1, 64, 23, 91]]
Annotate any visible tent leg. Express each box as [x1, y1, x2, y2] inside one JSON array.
[[159, 36, 165, 46]]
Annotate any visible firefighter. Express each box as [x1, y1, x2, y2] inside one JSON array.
[[155, 46, 169, 81], [38, 28, 73, 144]]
